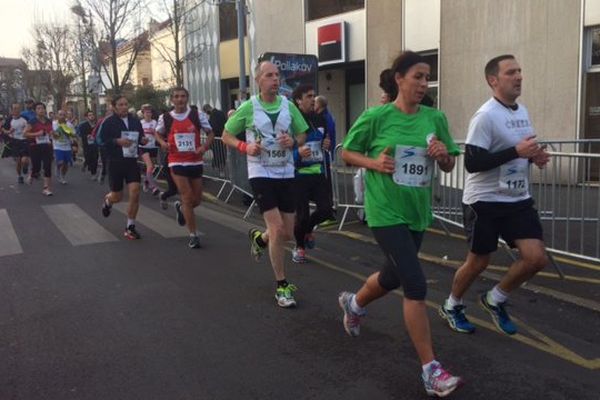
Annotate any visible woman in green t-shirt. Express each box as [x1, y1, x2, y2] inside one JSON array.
[[338, 51, 463, 397]]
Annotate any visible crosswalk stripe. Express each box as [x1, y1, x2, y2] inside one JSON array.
[[42, 203, 118, 245], [0, 209, 23, 257], [113, 203, 195, 238]]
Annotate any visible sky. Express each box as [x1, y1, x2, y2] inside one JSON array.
[[0, 0, 75, 59]]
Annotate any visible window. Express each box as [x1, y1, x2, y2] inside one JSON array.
[[219, 2, 246, 41], [307, 0, 364, 21], [592, 27, 600, 67], [419, 51, 438, 108]]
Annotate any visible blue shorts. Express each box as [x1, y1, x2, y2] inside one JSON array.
[[54, 149, 73, 165]]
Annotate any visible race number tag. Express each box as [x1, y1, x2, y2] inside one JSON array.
[[87, 135, 96, 145], [393, 145, 433, 187], [499, 161, 529, 196], [260, 137, 288, 166], [36, 134, 50, 144], [303, 141, 324, 163], [143, 131, 156, 148], [121, 131, 139, 158], [174, 132, 195, 152]]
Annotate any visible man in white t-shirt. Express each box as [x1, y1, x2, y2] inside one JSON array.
[[439, 55, 550, 336], [2, 103, 30, 183]]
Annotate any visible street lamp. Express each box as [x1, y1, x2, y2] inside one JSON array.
[[71, 2, 89, 113]]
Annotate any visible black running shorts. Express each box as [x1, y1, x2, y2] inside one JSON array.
[[108, 158, 141, 192], [462, 198, 544, 255], [249, 177, 295, 214], [171, 165, 203, 179]]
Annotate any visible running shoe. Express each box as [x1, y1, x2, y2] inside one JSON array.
[[248, 228, 265, 261], [42, 188, 53, 196], [26, 175, 33, 185], [304, 233, 315, 249], [422, 361, 463, 397], [174, 201, 186, 226], [60, 177, 67, 185], [438, 304, 475, 334], [124, 224, 141, 240], [102, 199, 112, 217], [480, 293, 517, 335], [159, 192, 168, 210], [292, 246, 307, 263], [338, 291, 365, 337], [275, 284, 297, 308], [152, 187, 160, 197], [188, 235, 201, 249], [17, 176, 24, 184]]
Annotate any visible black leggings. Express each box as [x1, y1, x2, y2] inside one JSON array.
[[372, 225, 427, 300], [85, 144, 99, 175], [294, 173, 333, 247], [161, 156, 178, 199], [30, 144, 53, 178]]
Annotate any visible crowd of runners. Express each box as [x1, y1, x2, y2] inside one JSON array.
[[0, 52, 553, 397]]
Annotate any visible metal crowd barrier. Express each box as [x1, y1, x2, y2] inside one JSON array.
[[201, 135, 232, 199], [433, 140, 600, 265]]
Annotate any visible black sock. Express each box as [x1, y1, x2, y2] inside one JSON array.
[[277, 280, 288, 288], [255, 233, 267, 248]]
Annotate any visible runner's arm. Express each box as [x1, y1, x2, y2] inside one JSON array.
[[464, 144, 519, 173]]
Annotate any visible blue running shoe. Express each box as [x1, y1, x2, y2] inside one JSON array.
[[480, 293, 517, 335], [438, 304, 475, 334]]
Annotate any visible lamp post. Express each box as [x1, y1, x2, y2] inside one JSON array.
[[71, 3, 89, 113]]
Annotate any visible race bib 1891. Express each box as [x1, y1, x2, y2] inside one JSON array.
[[393, 145, 433, 187], [174, 132, 195, 152]]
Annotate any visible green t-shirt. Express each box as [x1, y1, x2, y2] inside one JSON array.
[[224, 95, 309, 136], [343, 103, 460, 230]]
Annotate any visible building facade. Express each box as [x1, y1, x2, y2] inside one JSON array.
[[183, 0, 600, 149]]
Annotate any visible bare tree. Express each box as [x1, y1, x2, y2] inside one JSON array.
[[151, 0, 209, 87], [85, 0, 148, 95], [21, 22, 77, 108]]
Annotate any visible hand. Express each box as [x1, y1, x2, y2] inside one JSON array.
[[516, 135, 540, 158], [159, 141, 169, 151], [298, 145, 311, 158], [427, 137, 449, 162], [247, 142, 262, 156], [140, 136, 149, 145], [322, 137, 331, 151], [531, 146, 550, 168], [117, 138, 133, 147], [372, 147, 395, 174], [195, 145, 207, 155], [277, 132, 294, 149]]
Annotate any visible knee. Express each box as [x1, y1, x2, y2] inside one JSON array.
[[523, 251, 549, 273], [403, 274, 427, 301], [129, 186, 140, 199]]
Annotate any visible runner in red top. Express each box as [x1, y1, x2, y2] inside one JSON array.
[[156, 87, 214, 249]]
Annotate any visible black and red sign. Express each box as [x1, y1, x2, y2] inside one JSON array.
[[317, 22, 346, 66]]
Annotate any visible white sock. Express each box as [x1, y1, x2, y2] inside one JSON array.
[[487, 285, 508, 306], [127, 218, 135, 227], [350, 294, 365, 315], [189, 232, 197, 237], [445, 294, 463, 309], [422, 360, 440, 375]]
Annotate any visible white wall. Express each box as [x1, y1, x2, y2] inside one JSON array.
[[585, 0, 600, 26], [404, 0, 440, 51], [305, 9, 365, 62]]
